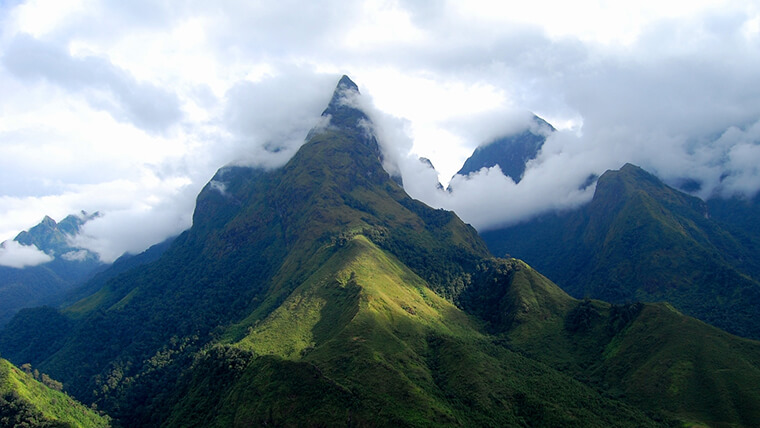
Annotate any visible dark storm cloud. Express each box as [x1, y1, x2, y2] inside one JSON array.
[[2, 34, 182, 133]]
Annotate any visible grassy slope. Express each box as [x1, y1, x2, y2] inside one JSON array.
[[0, 358, 109, 427], [164, 236, 657, 427], [471, 259, 760, 427]]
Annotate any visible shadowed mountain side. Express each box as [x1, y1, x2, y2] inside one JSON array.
[[454, 115, 554, 183]]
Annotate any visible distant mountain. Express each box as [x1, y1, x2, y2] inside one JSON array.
[[0, 357, 109, 427], [15, 212, 99, 260], [2, 77, 760, 426], [454, 114, 554, 183], [0, 212, 104, 325], [482, 163, 760, 339]]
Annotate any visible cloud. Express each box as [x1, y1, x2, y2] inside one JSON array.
[[0, 240, 53, 268], [68, 185, 196, 263], [220, 69, 339, 169], [347, 2, 760, 230], [61, 172, 199, 262], [2, 0, 760, 258], [386, 112, 760, 231], [2, 34, 182, 133], [61, 249, 90, 261]]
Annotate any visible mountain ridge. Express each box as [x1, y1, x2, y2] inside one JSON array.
[[0, 357, 109, 427], [482, 162, 760, 339]]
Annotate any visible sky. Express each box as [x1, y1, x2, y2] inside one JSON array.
[[1, 0, 759, 266]]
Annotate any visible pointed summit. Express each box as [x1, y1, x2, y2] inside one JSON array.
[[321, 75, 369, 131], [455, 114, 554, 183], [337, 74, 359, 91], [41, 215, 56, 227]]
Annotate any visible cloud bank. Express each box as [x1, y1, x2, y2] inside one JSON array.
[[0, 240, 52, 268]]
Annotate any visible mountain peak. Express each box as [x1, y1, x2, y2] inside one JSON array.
[[41, 215, 56, 227], [618, 162, 644, 174], [597, 163, 664, 195], [321, 75, 368, 131], [454, 114, 554, 183], [337, 74, 359, 92]]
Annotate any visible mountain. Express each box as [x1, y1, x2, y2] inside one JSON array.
[[14, 212, 99, 260], [2, 76, 760, 426], [0, 357, 109, 427], [461, 259, 760, 427], [454, 114, 554, 183], [481, 163, 760, 339], [0, 212, 104, 325]]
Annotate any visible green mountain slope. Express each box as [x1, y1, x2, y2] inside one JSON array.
[[706, 193, 760, 270], [463, 258, 760, 427], [482, 163, 760, 339], [0, 357, 109, 427], [161, 236, 656, 427]]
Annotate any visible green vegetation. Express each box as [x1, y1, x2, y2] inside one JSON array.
[[483, 163, 760, 339], [464, 258, 760, 427], [162, 236, 657, 427], [0, 358, 109, 427]]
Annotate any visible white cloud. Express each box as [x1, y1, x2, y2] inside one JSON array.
[[61, 249, 90, 261], [220, 69, 339, 169], [1, 0, 759, 257], [0, 240, 53, 268], [3, 34, 182, 133]]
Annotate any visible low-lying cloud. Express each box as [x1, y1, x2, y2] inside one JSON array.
[[0, 240, 53, 268], [361, 90, 760, 231], [221, 70, 339, 169], [380, 114, 760, 232]]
